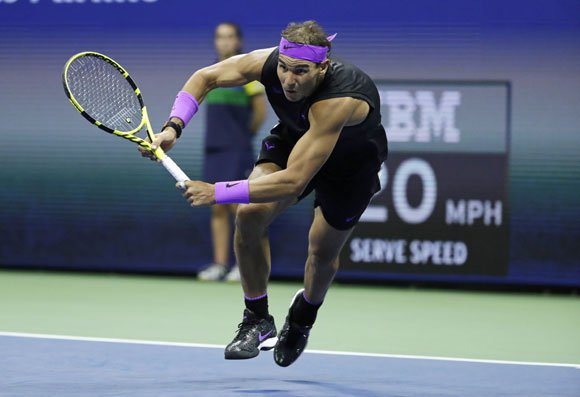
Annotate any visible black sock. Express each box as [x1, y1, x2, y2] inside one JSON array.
[[291, 292, 322, 327], [244, 293, 269, 319]]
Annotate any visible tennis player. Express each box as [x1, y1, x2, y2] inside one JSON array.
[[146, 20, 388, 367]]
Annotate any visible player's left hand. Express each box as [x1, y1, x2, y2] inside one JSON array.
[[178, 180, 216, 206], [138, 129, 177, 161]]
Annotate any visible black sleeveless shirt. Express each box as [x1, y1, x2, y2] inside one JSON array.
[[260, 48, 388, 178]]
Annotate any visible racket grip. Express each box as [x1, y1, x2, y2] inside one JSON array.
[[160, 155, 189, 189]]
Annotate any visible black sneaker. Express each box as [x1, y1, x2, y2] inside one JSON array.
[[224, 309, 277, 360], [274, 289, 312, 367]]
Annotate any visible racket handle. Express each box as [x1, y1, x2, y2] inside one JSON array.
[[160, 155, 189, 189]]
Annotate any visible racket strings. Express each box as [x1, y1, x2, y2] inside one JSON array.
[[66, 56, 143, 133]]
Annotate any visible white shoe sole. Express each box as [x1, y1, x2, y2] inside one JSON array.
[[259, 336, 278, 351]]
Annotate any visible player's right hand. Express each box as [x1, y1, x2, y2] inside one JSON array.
[[138, 128, 177, 161]]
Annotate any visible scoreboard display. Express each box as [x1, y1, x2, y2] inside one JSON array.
[[341, 81, 511, 278]]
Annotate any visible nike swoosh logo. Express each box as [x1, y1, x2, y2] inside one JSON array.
[[226, 182, 241, 188], [258, 330, 273, 342], [265, 143, 275, 151]]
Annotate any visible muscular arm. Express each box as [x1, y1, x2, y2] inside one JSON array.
[[247, 97, 362, 202], [166, 48, 274, 129], [182, 48, 274, 104], [147, 49, 274, 160]]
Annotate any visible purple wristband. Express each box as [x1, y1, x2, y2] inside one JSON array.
[[169, 91, 199, 127], [215, 180, 250, 204]]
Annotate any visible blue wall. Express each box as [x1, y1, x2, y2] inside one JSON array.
[[0, 0, 579, 286]]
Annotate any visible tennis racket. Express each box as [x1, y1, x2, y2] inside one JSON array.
[[62, 51, 189, 185]]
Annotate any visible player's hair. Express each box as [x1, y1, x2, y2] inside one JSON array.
[[215, 21, 243, 40], [281, 20, 331, 52]]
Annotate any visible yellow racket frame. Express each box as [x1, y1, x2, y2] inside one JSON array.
[[63, 51, 189, 184]]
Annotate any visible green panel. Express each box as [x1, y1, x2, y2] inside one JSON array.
[[205, 87, 250, 106]]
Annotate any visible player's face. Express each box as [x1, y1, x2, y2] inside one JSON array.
[[214, 24, 241, 60], [277, 54, 328, 102]]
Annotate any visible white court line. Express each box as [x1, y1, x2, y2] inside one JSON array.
[[1, 331, 579, 369]]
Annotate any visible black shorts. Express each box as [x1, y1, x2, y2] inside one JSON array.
[[256, 124, 382, 230]]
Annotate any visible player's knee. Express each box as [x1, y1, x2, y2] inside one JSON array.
[[235, 204, 270, 237], [307, 253, 340, 275], [307, 245, 339, 269]]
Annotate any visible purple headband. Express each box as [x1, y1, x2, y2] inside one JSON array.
[[279, 33, 337, 63]]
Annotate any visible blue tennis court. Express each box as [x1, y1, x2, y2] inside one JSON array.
[[2, 333, 578, 397]]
